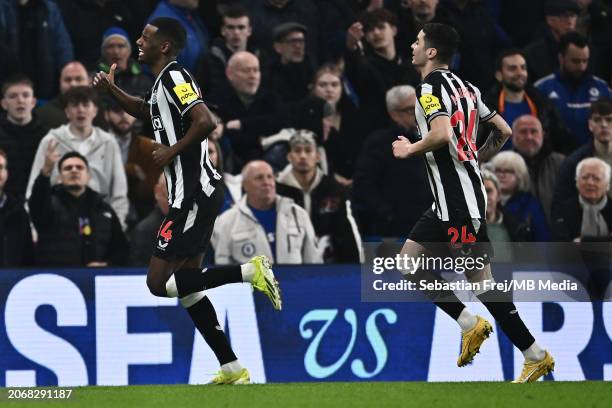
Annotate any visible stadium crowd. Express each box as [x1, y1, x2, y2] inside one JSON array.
[[1, 0, 612, 271]]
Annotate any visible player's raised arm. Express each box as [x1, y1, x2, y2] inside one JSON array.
[[92, 63, 150, 121], [393, 115, 452, 158], [151, 102, 217, 166], [477, 113, 512, 162]]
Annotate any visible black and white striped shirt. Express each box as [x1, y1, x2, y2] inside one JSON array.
[[415, 68, 496, 221], [148, 61, 221, 209]]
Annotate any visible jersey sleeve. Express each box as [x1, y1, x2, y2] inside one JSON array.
[[417, 81, 450, 124], [474, 86, 496, 122], [163, 68, 204, 116]]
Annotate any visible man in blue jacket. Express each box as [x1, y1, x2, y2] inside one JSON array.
[[147, 0, 209, 72], [534, 32, 611, 150], [0, 0, 74, 100]]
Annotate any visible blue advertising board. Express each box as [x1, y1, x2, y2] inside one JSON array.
[[1, 266, 611, 386]]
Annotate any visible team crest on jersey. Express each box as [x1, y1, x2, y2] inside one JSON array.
[[152, 116, 164, 131], [173, 83, 198, 105], [419, 94, 442, 115]]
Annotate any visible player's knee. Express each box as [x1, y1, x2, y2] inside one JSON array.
[[146, 275, 166, 297]]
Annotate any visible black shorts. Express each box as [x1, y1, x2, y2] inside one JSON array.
[[153, 187, 224, 261], [409, 208, 493, 264]]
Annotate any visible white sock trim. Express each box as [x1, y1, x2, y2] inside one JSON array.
[[179, 291, 206, 308], [457, 308, 478, 331], [221, 360, 243, 374], [241, 263, 256, 283], [165, 275, 178, 297], [522, 342, 546, 361]]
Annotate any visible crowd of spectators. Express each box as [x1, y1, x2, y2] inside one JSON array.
[[1, 0, 612, 270]]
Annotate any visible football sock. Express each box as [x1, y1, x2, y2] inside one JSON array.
[[241, 263, 256, 283], [457, 308, 478, 331], [404, 268, 467, 320], [173, 266, 242, 297], [477, 290, 535, 351], [522, 342, 546, 361], [221, 360, 244, 374], [184, 295, 237, 365]]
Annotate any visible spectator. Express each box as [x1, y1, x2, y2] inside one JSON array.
[[147, 0, 209, 72], [212, 160, 322, 264], [96, 27, 153, 98], [485, 49, 572, 152], [196, 4, 258, 94], [444, 0, 511, 91], [242, 0, 320, 67], [27, 86, 128, 228], [276, 130, 362, 262], [523, 0, 579, 83], [104, 100, 160, 223], [0, 0, 74, 100], [553, 157, 612, 241], [490, 151, 552, 241], [554, 98, 612, 206], [0, 149, 34, 266], [207, 138, 241, 214], [36, 61, 108, 130], [266, 22, 313, 104], [391, 0, 456, 60], [207, 51, 288, 170], [352, 85, 431, 237], [482, 169, 531, 262], [129, 174, 169, 266], [54, 0, 135, 70], [29, 151, 128, 266], [344, 8, 419, 133], [291, 63, 365, 186], [512, 115, 565, 223], [499, 0, 546, 48], [534, 32, 612, 149], [0, 75, 48, 200]]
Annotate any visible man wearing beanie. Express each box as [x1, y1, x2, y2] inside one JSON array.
[[96, 27, 153, 99]]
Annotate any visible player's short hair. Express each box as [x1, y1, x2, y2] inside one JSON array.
[[590, 97, 612, 117], [359, 8, 397, 32], [422, 23, 460, 65], [490, 151, 531, 193], [558, 31, 588, 54], [494, 48, 526, 72], [221, 3, 250, 21], [61, 86, 98, 108], [149, 17, 187, 56], [1, 74, 35, 98], [575, 157, 611, 186], [58, 151, 89, 170], [386, 85, 416, 111]]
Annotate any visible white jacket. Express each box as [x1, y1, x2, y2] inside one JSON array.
[[212, 195, 323, 264], [26, 125, 129, 227]]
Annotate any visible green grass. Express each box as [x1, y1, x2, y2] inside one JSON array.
[[2, 382, 610, 408]]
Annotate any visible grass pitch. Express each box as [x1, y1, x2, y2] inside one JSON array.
[[2, 382, 609, 408]]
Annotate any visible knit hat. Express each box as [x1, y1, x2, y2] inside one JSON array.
[[101, 26, 131, 53]]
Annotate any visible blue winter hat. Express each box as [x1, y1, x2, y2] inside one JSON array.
[[101, 26, 131, 53]]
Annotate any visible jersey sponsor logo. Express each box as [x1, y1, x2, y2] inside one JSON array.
[[419, 94, 442, 116], [172, 83, 198, 105], [152, 116, 164, 131]]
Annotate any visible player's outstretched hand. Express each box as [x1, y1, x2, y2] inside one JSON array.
[[392, 136, 413, 159], [92, 63, 116, 92], [152, 143, 175, 167]]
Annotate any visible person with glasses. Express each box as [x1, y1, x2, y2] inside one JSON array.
[[489, 151, 551, 241], [28, 151, 128, 266]]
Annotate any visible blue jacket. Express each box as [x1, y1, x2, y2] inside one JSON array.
[[504, 191, 551, 242], [0, 0, 74, 99], [147, 1, 209, 72], [534, 71, 611, 148]]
